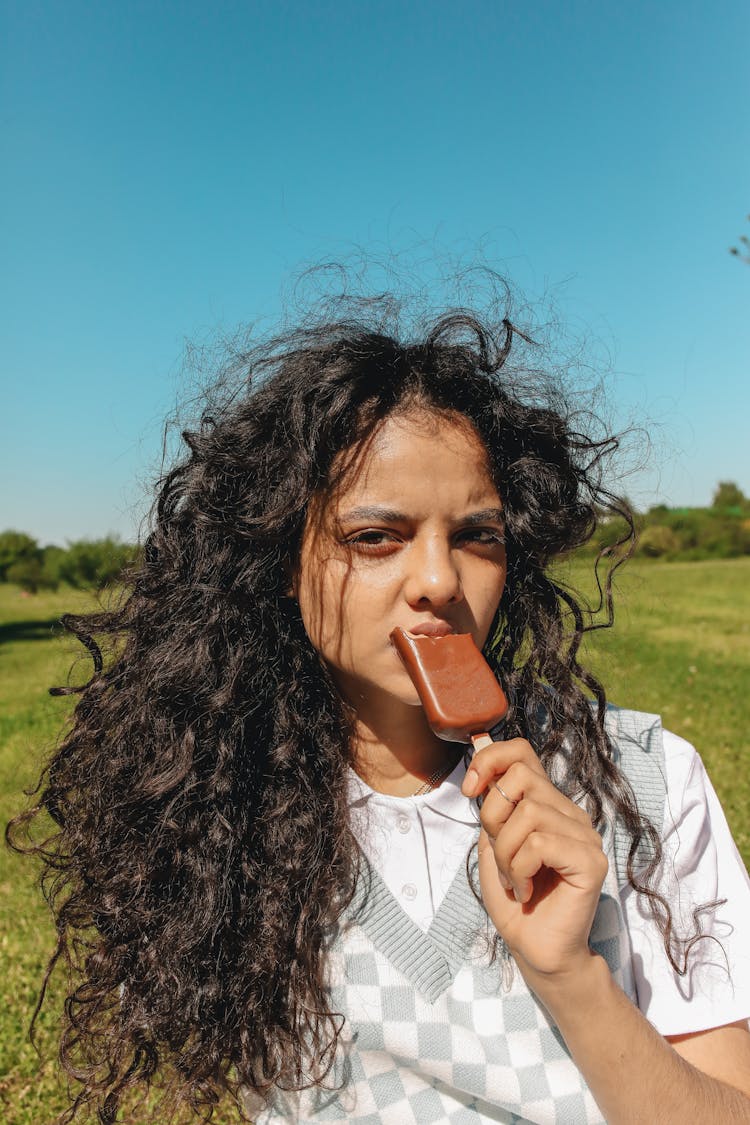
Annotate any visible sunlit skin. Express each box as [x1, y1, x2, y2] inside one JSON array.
[[294, 408, 507, 795]]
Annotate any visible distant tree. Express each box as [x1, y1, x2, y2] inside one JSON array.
[[3, 541, 69, 593], [60, 537, 138, 590], [0, 530, 40, 580], [6, 557, 46, 594], [577, 511, 634, 557], [711, 481, 746, 510], [40, 544, 67, 589], [637, 525, 681, 558]]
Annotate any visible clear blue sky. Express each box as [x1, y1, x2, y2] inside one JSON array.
[[3, 0, 749, 545]]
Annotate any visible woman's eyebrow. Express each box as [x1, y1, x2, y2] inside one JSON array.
[[337, 506, 505, 524], [338, 506, 407, 523], [462, 508, 505, 526]]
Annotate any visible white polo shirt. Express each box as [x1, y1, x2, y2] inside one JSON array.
[[348, 729, 750, 1037]]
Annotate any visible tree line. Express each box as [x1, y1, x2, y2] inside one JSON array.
[[580, 481, 750, 561], [0, 532, 140, 594], [2, 482, 749, 594]]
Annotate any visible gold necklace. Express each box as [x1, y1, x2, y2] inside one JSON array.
[[411, 754, 461, 797]]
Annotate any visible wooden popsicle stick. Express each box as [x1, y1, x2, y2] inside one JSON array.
[[470, 732, 494, 752]]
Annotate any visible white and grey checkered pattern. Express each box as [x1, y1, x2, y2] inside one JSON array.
[[251, 708, 665, 1124]]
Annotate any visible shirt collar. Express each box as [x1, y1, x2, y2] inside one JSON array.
[[347, 756, 479, 827]]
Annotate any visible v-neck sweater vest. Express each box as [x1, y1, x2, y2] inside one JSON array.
[[251, 707, 667, 1124]]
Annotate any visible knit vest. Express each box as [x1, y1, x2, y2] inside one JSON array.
[[250, 707, 667, 1125]]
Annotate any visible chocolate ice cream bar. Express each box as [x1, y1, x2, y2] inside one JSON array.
[[390, 627, 508, 746]]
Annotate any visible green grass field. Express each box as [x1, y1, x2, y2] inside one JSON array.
[[562, 556, 750, 859], [1, 561, 749, 1123]]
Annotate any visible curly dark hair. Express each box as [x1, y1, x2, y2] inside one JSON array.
[[8, 303, 698, 1122]]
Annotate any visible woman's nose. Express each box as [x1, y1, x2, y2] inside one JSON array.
[[403, 539, 463, 607]]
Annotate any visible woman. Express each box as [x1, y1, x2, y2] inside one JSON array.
[[11, 306, 750, 1123]]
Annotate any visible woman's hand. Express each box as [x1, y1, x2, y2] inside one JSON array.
[[462, 737, 609, 984]]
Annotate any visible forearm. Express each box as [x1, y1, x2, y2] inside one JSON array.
[[527, 953, 750, 1124]]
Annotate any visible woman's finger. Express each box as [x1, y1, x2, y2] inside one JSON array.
[[502, 830, 609, 905], [476, 758, 594, 838], [463, 737, 545, 797], [486, 800, 604, 900]]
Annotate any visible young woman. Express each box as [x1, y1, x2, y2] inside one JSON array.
[[12, 307, 750, 1123]]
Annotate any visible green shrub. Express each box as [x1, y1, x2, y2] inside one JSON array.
[[637, 524, 681, 558], [5, 558, 49, 594], [0, 530, 39, 580], [59, 537, 139, 590]]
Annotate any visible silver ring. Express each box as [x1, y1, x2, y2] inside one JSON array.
[[493, 781, 518, 807]]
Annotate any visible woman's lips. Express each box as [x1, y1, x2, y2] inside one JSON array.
[[403, 622, 455, 638]]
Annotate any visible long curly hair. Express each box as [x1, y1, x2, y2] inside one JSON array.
[[9, 303, 695, 1122]]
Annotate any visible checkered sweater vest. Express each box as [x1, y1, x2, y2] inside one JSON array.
[[252, 708, 666, 1125]]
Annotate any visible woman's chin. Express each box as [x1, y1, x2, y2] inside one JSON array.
[[369, 681, 428, 718], [386, 680, 426, 710]]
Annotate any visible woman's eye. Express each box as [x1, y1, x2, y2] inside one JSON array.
[[458, 528, 505, 546], [345, 530, 398, 551], [341, 527, 505, 553]]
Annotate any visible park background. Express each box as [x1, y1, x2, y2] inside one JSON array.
[[2, 2, 749, 1122]]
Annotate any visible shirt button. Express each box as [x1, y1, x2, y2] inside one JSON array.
[[396, 815, 411, 834], [401, 883, 417, 901]]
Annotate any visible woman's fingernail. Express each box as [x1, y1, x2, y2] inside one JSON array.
[[463, 768, 479, 797], [512, 882, 530, 909]]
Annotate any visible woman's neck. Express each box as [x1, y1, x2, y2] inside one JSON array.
[[348, 699, 463, 796]]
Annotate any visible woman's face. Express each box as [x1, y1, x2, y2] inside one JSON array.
[[295, 409, 507, 718]]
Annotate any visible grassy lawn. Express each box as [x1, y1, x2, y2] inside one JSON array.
[[0, 587, 244, 1124], [559, 556, 750, 860], [1, 561, 749, 1122]]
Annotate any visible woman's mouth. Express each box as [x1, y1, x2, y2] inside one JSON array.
[[402, 621, 455, 638]]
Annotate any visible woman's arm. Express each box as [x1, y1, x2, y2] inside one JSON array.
[[463, 740, 750, 1123], [530, 953, 750, 1123], [669, 1022, 750, 1097]]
